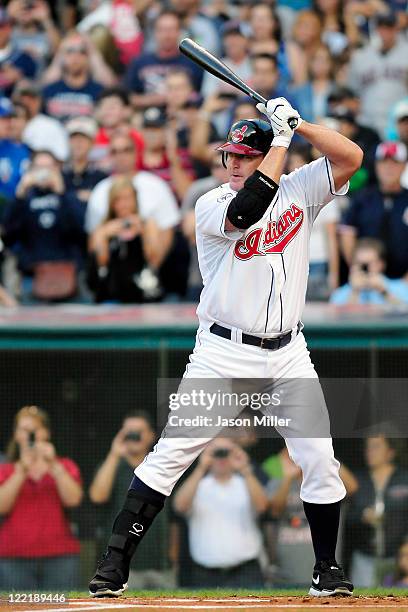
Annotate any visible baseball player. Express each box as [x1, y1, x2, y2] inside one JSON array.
[[89, 98, 363, 598]]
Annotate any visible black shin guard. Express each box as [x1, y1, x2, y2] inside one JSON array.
[[108, 489, 165, 559]]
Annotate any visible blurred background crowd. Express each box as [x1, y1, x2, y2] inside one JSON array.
[[0, 0, 406, 306], [1, 405, 408, 591]]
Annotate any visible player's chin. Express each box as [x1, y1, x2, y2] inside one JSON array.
[[229, 176, 245, 191]]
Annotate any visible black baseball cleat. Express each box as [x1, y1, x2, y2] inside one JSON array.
[[309, 560, 354, 597], [89, 548, 129, 597]]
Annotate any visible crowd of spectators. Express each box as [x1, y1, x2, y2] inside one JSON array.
[[1, 404, 408, 590], [0, 0, 406, 306]]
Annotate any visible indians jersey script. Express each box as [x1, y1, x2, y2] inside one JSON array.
[[195, 156, 348, 336]]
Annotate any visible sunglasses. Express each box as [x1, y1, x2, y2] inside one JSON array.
[[111, 147, 134, 155], [65, 46, 88, 55]]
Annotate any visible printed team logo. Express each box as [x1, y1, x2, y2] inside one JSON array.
[[234, 204, 304, 260], [230, 124, 248, 143]]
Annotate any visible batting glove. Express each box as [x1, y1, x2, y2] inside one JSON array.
[[256, 97, 302, 149]]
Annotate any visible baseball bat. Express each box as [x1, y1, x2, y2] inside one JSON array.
[[179, 38, 298, 130]]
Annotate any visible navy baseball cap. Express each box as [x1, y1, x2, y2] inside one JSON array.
[[0, 97, 13, 118]]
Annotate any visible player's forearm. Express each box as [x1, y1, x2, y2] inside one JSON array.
[[257, 146, 287, 185], [0, 465, 26, 514], [296, 121, 363, 190], [89, 453, 120, 503], [172, 465, 206, 514]]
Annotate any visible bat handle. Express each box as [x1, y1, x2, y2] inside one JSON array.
[[252, 93, 299, 131]]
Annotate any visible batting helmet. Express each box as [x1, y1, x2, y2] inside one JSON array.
[[217, 119, 274, 157]]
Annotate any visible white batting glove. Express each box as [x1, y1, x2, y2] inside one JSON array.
[[256, 97, 302, 149]]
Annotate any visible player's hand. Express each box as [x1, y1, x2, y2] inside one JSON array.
[[256, 97, 302, 149]]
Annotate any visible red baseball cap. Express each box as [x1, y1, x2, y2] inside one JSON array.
[[375, 142, 407, 162]]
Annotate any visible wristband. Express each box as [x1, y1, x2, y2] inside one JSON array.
[[271, 135, 292, 149]]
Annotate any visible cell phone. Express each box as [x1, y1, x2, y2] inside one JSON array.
[[212, 448, 230, 459], [124, 431, 141, 442], [28, 431, 36, 447], [360, 263, 369, 273]]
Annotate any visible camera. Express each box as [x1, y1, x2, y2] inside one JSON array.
[[122, 219, 132, 230], [124, 431, 141, 442], [28, 431, 36, 447], [360, 263, 369, 274], [212, 448, 230, 459], [33, 168, 52, 186]]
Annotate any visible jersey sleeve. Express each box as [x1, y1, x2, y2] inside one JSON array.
[[195, 188, 244, 241], [291, 156, 349, 209]]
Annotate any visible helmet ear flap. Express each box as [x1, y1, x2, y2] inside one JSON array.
[[222, 151, 228, 169]]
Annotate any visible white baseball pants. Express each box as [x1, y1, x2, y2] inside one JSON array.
[[135, 328, 346, 504]]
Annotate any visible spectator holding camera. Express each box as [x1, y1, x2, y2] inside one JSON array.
[[2, 150, 85, 303], [0, 405, 83, 590], [85, 132, 179, 253], [173, 438, 268, 588], [340, 142, 408, 280], [331, 238, 408, 305], [89, 412, 173, 589], [87, 176, 163, 303], [140, 106, 194, 202]]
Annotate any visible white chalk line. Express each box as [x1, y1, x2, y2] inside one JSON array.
[[13, 603, 408, 612]]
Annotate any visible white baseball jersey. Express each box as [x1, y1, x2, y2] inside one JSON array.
[[195, 156, 348, 336]]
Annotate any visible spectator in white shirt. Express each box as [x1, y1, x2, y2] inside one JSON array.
[[173, 438, 268, 588], [348, 12, 408, 137]]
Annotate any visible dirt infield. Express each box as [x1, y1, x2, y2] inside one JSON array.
[[2, 595, 408, 612]]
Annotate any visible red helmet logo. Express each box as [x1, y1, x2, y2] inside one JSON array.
[[231, 124, 248, 143]]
